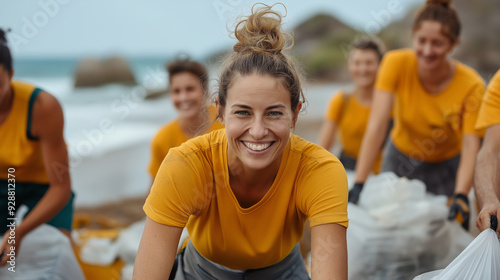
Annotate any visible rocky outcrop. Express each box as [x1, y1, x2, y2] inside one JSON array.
[[205, 0, 500, 82], [74, 57, 137, 88]]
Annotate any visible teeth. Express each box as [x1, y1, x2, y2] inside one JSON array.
[[244, 142, 271, 151], [180, 103, 190, 110]]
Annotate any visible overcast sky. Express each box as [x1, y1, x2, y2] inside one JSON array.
[[1, 0, 423, 58]]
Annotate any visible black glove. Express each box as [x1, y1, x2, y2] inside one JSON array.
[[448, 193, 470, 230], [348, 183, 364, 205], [491, 215, 498, 231]]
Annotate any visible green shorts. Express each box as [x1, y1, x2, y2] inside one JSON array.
[[0, 180, 74, 235]]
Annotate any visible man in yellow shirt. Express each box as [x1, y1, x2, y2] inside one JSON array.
[[474, 69, 500, 235]]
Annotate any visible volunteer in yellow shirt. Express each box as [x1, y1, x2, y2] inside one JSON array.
[[352, 0, 484, 230], [319, 39, 385, 173], [148, 59, 223, 179], [134, 4, 348, 279], [0, 29, 73, 265], [474, 69, 500, 235]]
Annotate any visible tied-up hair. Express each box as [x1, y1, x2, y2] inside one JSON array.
[[0, 28, 13, 73], [216, 3, 305, 116], [413, 0, 461, 44], [166, 57, 209, 95]]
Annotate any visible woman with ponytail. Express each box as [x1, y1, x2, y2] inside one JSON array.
[[134, 4, 348, 279], [351, 0, 485, 230], [0, 29, 74, 264]]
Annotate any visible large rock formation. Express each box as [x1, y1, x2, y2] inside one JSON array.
[[74, 56, 137, 88]]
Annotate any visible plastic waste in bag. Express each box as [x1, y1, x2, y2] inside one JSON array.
[[414, 216, 500, 280], [80, 236, 120, 266], [0, 224, 85, 279], [347, 172, 474, 280]]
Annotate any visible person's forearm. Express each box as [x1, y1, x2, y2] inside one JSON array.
[[311, 224, 347, 280], [474, 147, 500, 208], [354, 123, 388, 183], [454, 135, 481, 195], [16, 185, 71, 237], [134, 218, 182, 279], [318, 120, 337, 151]]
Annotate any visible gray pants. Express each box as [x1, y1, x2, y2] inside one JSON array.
[[174, 241, 310, 280], [382, 141, 460, 197], [339, 151, 356, 171]]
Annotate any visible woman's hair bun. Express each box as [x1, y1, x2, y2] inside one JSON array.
[[426, 0, 452, 8], [0, 28, 11, 45], [233, 3, 292, 55]]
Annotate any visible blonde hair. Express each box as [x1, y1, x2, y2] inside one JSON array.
[[217, 3, 305, 114]]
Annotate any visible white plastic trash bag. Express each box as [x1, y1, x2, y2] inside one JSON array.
[[414, 228, 500, 280], [348, 172, 474, 280], [116, 219, 146, 264], [0, 224, 85, 280]]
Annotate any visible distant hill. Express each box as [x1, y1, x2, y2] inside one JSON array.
[[289, 13, 359, 82], [206, 0, 500, 82]]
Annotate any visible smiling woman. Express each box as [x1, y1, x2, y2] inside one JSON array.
[[147, 58, 224, 180], [133, 3, 348, 280], [351, 0, 485, 230]]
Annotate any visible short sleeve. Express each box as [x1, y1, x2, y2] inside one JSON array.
[[324, 92, 344, 123], [463, 80, 486, 135], [144, 149, 212, 227], [375, 51, 404, 94], [476, 70, 500, 130], [297, 158, 349, 228]]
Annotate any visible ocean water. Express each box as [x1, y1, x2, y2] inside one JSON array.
[[13, 58, 341, 207]]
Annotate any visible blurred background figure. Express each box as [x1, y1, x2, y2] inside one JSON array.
[[474, 69, 500, 235], [0, 28, 73, 264], [318, 38, 385, 173], [148, 58, 223, 181], [351, 0, 485, 232], [2, 0, 498, 215]]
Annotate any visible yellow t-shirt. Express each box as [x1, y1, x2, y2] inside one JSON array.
[[148, 106, 224, 178], [144, 129, 348, 270], [325, 91, 382, 173], [0, 81, 48, 183], [376, 49, 485, 162], [476, 69, 500, 129]]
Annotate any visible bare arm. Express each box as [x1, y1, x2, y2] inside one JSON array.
[[310, 223, 347, 280], [318, 119, 338, 151], [18, 92, 72, 235], [354, 90, 394, 183], [474, 125, 500, 233], [1, 92, 72, 264], [133, 217, 182, 279], [454, 134, 481, 195]]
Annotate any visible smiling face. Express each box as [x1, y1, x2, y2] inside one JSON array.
[[348, 49, 380, 88], [221, 74, 300, 172], [413, 20, 455, 71], [169, 72, 205, 120]]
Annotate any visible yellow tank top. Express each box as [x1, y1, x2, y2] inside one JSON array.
[[0, 80, 49, 183]]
